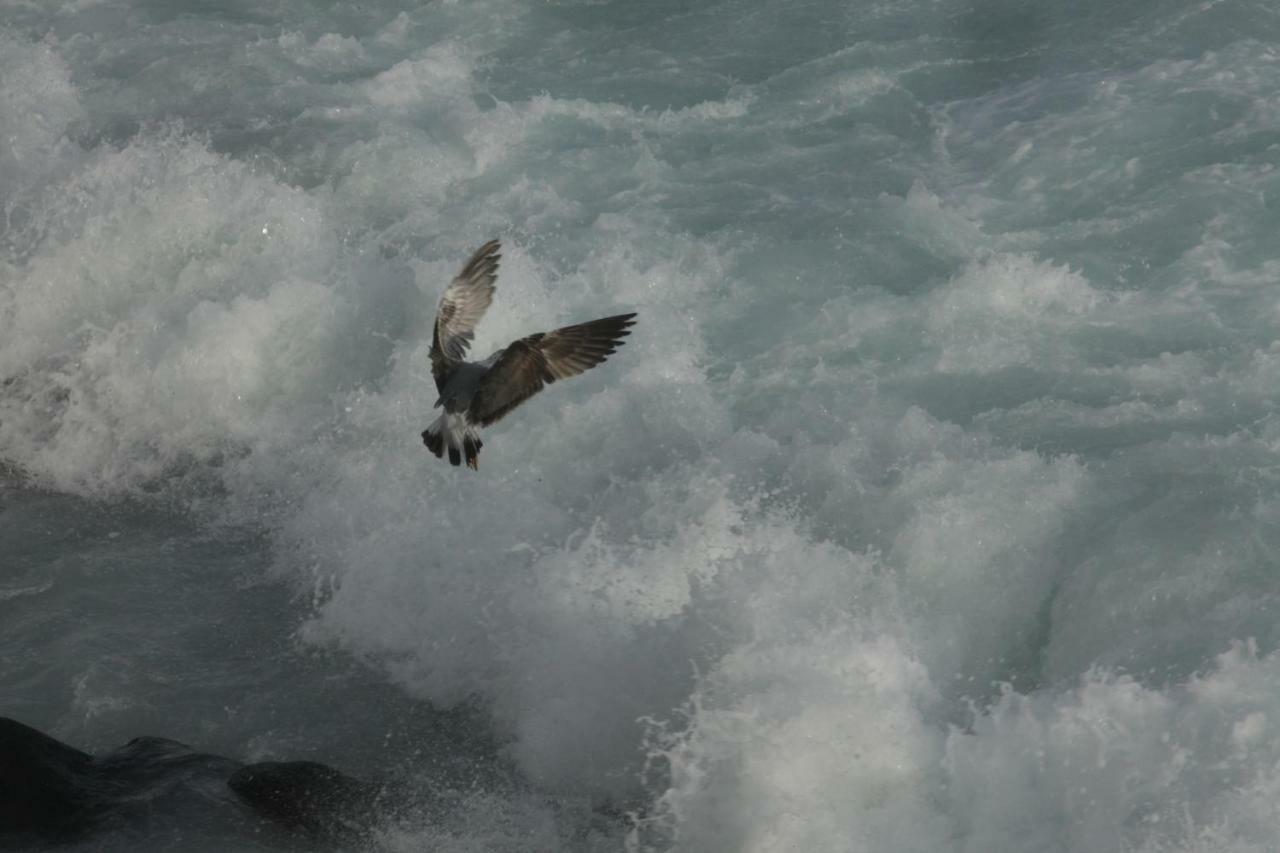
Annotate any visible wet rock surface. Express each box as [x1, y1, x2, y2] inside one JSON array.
[[0, 717, 384, 849]]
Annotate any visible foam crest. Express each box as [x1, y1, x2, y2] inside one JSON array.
[[0, 34, 81, 166], [0, 128, 415, 496], [926, 254, 1106, 373], [364, 44, 474, 110], [642, 634, 947, 853], [883, 415, 1089, 692], [0, 32, 85, 245], [276, 31, 368, 71], [946, 643, 1280, 853], [644, 639, 1280, 853]]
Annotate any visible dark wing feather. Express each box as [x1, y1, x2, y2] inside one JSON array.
[[468, 313, 637, 427], [430, 239, 501, 391]]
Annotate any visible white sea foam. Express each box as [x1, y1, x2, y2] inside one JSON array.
[[5, 2, 1280, 850]]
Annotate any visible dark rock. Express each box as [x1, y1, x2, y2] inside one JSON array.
[[0, 717, 387, 849], [229, 760, 385, 843], [0, 717, 97, 839], [0, 717, 253, 848]]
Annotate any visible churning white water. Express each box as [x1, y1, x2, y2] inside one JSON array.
[[4, 0, 1280, 850]]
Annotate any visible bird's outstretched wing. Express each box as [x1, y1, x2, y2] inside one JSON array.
[[430, 239, 502, 391], [469, 313, 637, 427]]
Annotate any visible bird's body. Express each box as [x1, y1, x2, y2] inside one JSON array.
[[434, 359, 493, 411], [422, 240, 636, 470]]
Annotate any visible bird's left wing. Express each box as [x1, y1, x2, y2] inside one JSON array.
[[469, 313, 637, 426], [430, 239, 502, 391]]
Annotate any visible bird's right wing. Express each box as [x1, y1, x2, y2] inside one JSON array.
[[469, 313, 637, 427], [430, 239, 502, 391]]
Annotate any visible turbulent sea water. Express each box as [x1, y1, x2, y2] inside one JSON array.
[[3, 0, 1280, 850]]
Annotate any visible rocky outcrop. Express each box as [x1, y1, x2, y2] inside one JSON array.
[[0, 717, 386, 848]]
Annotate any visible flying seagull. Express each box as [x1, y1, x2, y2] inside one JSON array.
[[422, 239, 637, 470]]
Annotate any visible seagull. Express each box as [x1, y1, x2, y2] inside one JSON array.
[[422, 239, 637, 470]]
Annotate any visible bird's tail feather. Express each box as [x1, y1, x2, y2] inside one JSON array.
[[421, 414, 483, 470]]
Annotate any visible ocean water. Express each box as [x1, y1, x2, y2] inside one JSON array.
[[3, 0, 1280, 850]]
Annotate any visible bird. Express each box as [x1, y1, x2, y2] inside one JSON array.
[[422, 239, 637, 470]]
